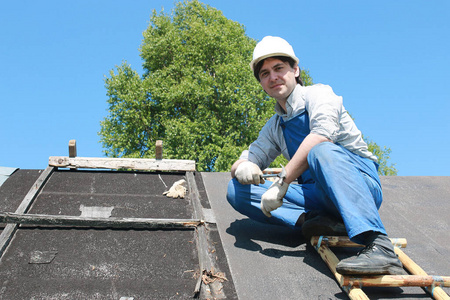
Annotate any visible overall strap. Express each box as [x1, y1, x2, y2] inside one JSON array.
[[279, 111, 314, 184]]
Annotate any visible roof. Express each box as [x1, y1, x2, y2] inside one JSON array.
[[202, 173, 450, 299], [0, 166, 17, 187], [0, 167, 236, 299], [0, 163, 449, 299]]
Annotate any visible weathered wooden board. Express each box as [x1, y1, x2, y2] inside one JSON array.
[[69, 140, 77, 157], [155, 140, 163, 160], [49, 156, 196, 171], [0, 212, 202, 229], [341, 274, 450, 288]]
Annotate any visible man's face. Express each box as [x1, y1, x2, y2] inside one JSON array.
[[258, 57, 300, 102]]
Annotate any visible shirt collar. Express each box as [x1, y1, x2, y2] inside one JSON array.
[[274, 84, 303, 119]]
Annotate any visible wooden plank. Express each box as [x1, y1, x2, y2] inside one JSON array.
[[69, 139, 77, 157], [187, 172, 210, 295], [155, 140, 163, 160], [49, 156, 196, 171], [0, 166, 55, 258], [342, 275, 450, 288], [0, 226, 16, 259], [15, 166, 55, 214], [68, 140, 78, 171], [0, 212, 203, 229], [186, 172, 225, 299]]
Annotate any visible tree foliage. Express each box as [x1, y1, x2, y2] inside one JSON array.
[[366, 139, 397, 175], [101, 0, 272, 171], [99, 0, 396, 175]]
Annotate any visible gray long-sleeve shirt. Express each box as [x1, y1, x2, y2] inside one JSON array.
[[241, 84, 377, 170]]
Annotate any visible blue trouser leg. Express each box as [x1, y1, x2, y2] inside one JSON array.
[[307, 142, 386, 243]]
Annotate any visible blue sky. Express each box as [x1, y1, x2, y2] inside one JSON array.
[[1, 0, 449, 175]]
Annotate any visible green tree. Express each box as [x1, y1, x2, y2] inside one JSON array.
[[366, 139, 397, 175], [100, 0, 396, 175]]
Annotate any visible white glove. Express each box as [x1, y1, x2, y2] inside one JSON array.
[[261, 178, 289, 217], [235, 161, 265, 185], [163, 179, 187, 198]]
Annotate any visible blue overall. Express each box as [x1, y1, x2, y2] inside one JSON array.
[[227, 111, 387, 243]]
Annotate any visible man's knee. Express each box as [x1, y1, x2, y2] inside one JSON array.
[[308, 142, 338, 164], [226, 178, 238, 208], [226, 178, 252, 211]]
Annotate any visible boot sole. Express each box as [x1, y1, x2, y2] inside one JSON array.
[[336, 264, 404, 275]]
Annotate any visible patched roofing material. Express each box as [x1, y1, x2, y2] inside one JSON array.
[[0, 162, 236, 299], [0, 157, 449, 299]]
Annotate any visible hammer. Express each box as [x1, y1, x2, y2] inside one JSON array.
[[261, 164, 287, 185]]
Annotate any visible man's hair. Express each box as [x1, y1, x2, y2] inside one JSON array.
[[253, 56, 304, 86]]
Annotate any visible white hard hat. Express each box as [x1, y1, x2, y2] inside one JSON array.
[[250, 36, 299, 71]]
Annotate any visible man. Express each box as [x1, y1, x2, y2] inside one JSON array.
[[226, 36, 402, 275]]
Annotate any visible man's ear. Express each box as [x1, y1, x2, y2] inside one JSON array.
[[294, 65, 300, 77]]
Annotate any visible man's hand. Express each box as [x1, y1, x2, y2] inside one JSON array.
[[234, 161, 265, 185], [261, 178, 289, 217]]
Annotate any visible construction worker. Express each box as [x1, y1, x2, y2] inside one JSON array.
[[226, 36, 403, 275]]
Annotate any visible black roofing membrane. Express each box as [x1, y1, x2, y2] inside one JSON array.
[[202, 172, 450, 300], [29, 171, 193, 219], [1, 169, 448, 299], [0, 228, 198, 299], [0, 169, 237, 299], [0, 169, 42, 213]]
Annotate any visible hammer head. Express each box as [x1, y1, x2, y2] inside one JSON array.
[[261, 164, 287, 182], [278, 164, 286, 185], [278, 164, 286, 179]]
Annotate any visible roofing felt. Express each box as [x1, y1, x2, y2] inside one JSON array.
[[202, 173, 450, 299], [0, 168, 237, 299], [0, 167, 449, 299]]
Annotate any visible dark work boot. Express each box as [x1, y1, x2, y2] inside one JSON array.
[[301, 211, 347, 240], [336, 233, 403, 275]]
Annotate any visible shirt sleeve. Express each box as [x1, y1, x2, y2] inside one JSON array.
[[305, 84, 343, 142], [245, 115, 284, 170]]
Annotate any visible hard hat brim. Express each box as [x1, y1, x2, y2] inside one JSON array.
[[250, 52, 299, 71]]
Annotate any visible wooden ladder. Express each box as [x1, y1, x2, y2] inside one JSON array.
[[311, 236, 450, 299]]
